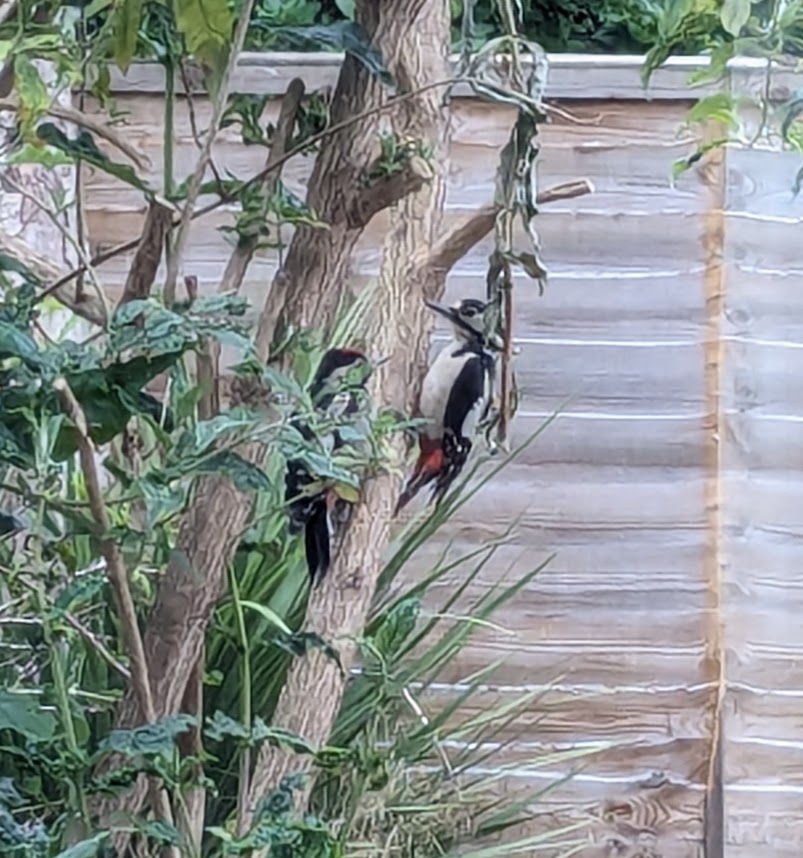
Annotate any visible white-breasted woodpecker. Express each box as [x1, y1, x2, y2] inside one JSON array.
[[285, 347, 372, 586], [395, 298, 501, 513]]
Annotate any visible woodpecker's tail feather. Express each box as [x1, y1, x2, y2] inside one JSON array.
[[303, 500, 332, 587], [430, 434, 472, 507], [394, 437, 444, 515], [395, 434, 472, 515]]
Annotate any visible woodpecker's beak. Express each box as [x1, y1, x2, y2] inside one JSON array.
[[424, 300, 460, 325]]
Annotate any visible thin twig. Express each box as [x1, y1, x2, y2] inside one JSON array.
[[162, 0, 259, 306], [63, 611, 132, 681], [0, 223, 107, 329], [1, 172, 110, 325], [218, 76, 306, 296], [0, 99, 149, 168], [38, 75, 472, 303], [52, 377, 179, 857]]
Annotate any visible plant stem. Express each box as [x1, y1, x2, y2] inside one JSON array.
[[162, 0, 260, 306], [164, 57, 177, 277], [229, 565, 253, 836], [32, 500, 91, 827]]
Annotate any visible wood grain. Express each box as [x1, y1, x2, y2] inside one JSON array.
[[75, 66, 803, 854]]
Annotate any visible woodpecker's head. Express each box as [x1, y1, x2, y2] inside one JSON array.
[[310, 348, 372, 408], [425, 298, 504, 350]]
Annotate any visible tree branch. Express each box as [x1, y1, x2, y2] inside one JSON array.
[[117, 199, 176, 309], [0, 99, 149, 169], [162, 0, 259, 306], [38, 75, 468, 306], [341, 154, 434, 229], [53, 378, 178, 857], [422, 178, 595, 277], [218, 77, 306, 297], [0, 227, 106, 326], [0, 171, 109, 324]]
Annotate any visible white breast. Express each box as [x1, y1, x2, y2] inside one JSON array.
[[418, 339, 475, 440]]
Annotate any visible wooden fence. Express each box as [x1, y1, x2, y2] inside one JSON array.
[[81, 54, 803, 858]]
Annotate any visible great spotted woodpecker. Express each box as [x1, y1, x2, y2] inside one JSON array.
[[395, 298, 501, 513], [285, 348, 372, 586]]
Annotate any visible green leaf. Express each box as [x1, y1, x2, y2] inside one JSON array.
[[133, 819, 183, 847], [687, 92, 740, 129], [198, 450, 271, 491], [112, 0, 145, 73], [9, 143, 75, 169], [0, 690, 56, 741], [332, 482, 359, 503], [98, 714, 197, 757], [0, 321, 42, 366], [205, 711, 315, 755], [781, 93, 803, 142], [36, 123, 153, 195], [239, 599, 292, 635], [136, 476, 187, 527], [334, 0, 355, 20], [721, 0, 752, 36], [53, 833, 110, 858], [14, 54, 50, 117], [372, 598, 420, 659], [171, 0, 233, 96]]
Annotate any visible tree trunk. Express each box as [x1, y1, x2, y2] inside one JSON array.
[[254, 3, 385, 356], [244, 0, 451, 826]]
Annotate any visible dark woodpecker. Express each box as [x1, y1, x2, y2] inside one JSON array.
[[284, 347, 372, 586], [395, 298, 501, 513]]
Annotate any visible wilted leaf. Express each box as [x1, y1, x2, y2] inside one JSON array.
[[251, 721, 317, 755], [721, 0, 752, 36], [36, 123, 153, 195], [205, 711, 316, 755], [270, 630, 344, 675], [0, 690, 56, 741]]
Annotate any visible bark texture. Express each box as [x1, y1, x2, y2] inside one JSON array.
[[254, 2, 385, 359], [244, 0, 451, 827], [92, 463, 259, 844]]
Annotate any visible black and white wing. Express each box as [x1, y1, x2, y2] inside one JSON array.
[[443, 349, 493, 440]]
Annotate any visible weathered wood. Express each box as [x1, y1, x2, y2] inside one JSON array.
[[74, 57, 803, 854], [96, 52, 799, 104]]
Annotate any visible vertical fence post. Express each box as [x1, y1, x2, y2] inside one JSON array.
[[700, 68, 729, 858]]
